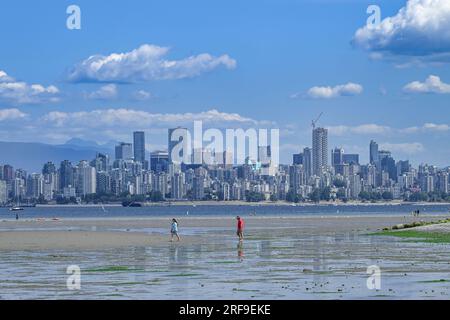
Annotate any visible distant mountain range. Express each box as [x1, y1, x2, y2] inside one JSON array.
[[0, 139, 116, 173]]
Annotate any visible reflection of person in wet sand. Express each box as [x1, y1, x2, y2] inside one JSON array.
[[237, 241, 244, 261], [236, 216, 244, 241], [170, 218, 180, 242]]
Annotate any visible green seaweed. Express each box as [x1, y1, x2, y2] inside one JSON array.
[[372, 230, 450, 243], [418, 279, 450, 283], [232, 288, 260, 292], [207, 260, 239, 264], [84, 266, 144, 273], [167, 273, 200, 277]]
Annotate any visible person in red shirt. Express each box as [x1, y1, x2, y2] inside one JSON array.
[[236, 216, 244, 241]]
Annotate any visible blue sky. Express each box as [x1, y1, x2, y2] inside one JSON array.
[[0, 0, 449, 166]]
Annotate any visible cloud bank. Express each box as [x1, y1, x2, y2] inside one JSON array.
[[67, 44, 237, 83]]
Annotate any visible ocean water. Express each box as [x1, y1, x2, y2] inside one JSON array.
[[1, 203, 449, 220]]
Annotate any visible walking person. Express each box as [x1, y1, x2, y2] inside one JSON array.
[[170, 218, 180, 242], [236, 216, 244, 241]]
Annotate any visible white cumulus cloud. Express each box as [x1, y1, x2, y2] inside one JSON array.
[[0, 70, 59, 105], [67, 44, 237, 83], [403, 75, 450, 94], [380, 142, 425, 155], [353, 0, 450, 63], [0, 108, 27, 121], [87, 84, 118, 100], [402, 122, 450, 133], [303, 82, 363, 99]]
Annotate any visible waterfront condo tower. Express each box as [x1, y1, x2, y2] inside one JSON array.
[[312, 127, 328, 176]]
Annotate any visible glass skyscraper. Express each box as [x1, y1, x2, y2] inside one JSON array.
[[133, 131, 146, 165]]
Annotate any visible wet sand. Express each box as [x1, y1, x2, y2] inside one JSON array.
[[0, 214, 446, 251], [0, 231, 204, 250], [1, 214, 450, 299]]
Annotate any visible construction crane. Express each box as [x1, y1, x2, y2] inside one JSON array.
[[311, 112, 323, 129]]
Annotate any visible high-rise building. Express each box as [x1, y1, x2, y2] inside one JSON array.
[[335, 163, 350, 177], [192, 176, 205, 200], [115, 142, 133, 160], [312, 127, 328, 176], [91, 153, 109, 172], [293, 153, 304, 165], [152, 172, 167, 198], [27, 173, 44, 199], [2, 165, 14, 182], [96, 171, 111, 194], [258, 146, 271, 165], [438, 172, 449, 193], [396, 160, 410, 176], [221, 182, 230, 201], [12, 178, 25, 199], [76, 161, 97, 196], [0, 180, 7, 204], [168, 127, 189, 164], [369, 140, 379, 166], [42, 162, 56, 175], [422, 175, 434, 193], [59, 160, 74, 190], [133, 131, 146, 164], [170, 172, 185, 199], [331, 147, 344, 167], [380, 154, 396, 181], [349, 174, 362, 199], [289, 165, 306, 194], [343, 154, 359, 165], [150, 150, 169, 173], [303, 147, 312, 180]]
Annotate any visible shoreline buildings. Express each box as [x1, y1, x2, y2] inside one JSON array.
[[0, 127, 449, 204]]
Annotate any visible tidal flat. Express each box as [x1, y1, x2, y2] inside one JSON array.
[[1, 214, 450, 299]]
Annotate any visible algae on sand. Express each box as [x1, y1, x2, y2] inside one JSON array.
[[372, 230, 450, 244], [84, 266, 144, 273]]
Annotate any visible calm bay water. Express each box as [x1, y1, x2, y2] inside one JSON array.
[[1, 203, 450, 220]]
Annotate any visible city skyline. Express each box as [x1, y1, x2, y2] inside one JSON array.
[[1, 125, 448, 205], [0, 0, 450, 167], [2, 126, 450, 173]]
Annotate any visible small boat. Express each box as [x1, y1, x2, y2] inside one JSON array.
[[122, 201, 142, 207], [9, 206, 24, 212]]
